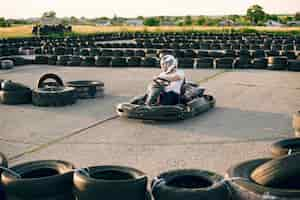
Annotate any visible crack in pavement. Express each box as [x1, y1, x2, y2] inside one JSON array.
[[8, 70, 228, 162]]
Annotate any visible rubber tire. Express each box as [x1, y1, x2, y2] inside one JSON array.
[[66, 80, 104, 99], [288, 60, 300, 71], [37, 73, 64, 88], [226, 158, 300, 199], [1, 160, 75, 200], [1, 80, 30, 92], [151, 169, 231, 200], [1, 60, 14, 70], [0, 152, 8, 173], [0, 89, 32, 105], [73, 165, 148, 200], [32, 87, 77, 107], [251, 153, 300, 188], [271, 138, 300, 157]]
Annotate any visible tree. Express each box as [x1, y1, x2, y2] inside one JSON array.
[[247, 5, 266, 24], [143, 17, 160, 26], [196, 17, 206, 25], [184, 15, 193, 26], [295, 12, 300, 20], [42, 11, 56, 18], [267, 14, 279, 21], [0, 17, 10, 27]]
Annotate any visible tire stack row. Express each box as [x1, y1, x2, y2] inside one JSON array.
[[0, 74, 104, 106]]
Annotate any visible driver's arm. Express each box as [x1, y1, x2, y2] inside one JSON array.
[[156, 73, 182, 82]]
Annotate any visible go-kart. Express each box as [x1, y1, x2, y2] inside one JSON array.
[[116, 77, 215, 121]]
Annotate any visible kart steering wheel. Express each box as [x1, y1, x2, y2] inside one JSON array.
[[153, 77, 171, 87]]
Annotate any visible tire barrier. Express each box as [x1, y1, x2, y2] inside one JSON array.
[[0, 60, 14, 70], [32, 73, 77, 107], [73, 165, 148, 200], [215, 58, 234, 69], [251, 153, 300, 189], [1, 160, 75, 200], [196, 58, 214, 69], [0, 80, 32, 105], [268, 56, 288, 70], [226, 158, 300, 200], [0, 32, 299, 71], [271, 138, 300, 157], [66, 80, 104, 99], [151, 169, 231, 200]]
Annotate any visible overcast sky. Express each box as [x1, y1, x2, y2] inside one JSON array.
[[1, 0, 300, 18]]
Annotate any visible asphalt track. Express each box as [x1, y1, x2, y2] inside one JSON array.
[[0, 65, 299, 177]]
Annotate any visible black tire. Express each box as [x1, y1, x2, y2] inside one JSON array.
[[234, 57, 251, 69], [37, 73, 64, 88], [0, 152, 8, 173], [215, 58, 234, 69], [0, 60, 14, 70], [81, 56, 95, 66], [252, 58, 268, 69], [271, 138, 300, 157], [111, 57, 128, 67], [56, 55, 70, 66], [127, 57, 142, 67], [141, 57, 158, 67], [251, 153, 300, 189], [34, 55, 49, 64], [73, 165, 148, 200], [0, 89, 32, 105], [151, 169, 230, 200], [288, 60, 300, 71], [226, 158, 300, 199], [1, 80, 31, 92], [66, 80, 104, 99], [178, 58, 194, 68], [48, 55, 57, 65], [1, 160, 75, 200], [196, 58, 214, 69], [95, 56, 112, 67], [67, 56, 82, 66], [268, 57, 288, 70], [32, 87, 77, 107]]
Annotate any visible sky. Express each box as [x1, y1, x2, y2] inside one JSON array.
[[1, 0, 300, 19]]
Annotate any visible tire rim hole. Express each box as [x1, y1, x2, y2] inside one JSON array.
[[21, 168, 59, 178], [167, 175, 213, 188], [90, 170, 135, 180]]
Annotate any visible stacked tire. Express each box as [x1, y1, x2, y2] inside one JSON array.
[[152, 169, 231, 200], [227, 154, 300, 200], [0, 80, 32, 105], [268, 57, 288, 70], [1, 160, 75, 200], [32, 73, 77, 107], [66, 80, 104, 99], [0, 153, 7, 200], [73, 165, 149, 200]]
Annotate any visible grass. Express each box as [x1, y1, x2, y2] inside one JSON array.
[[0, 25, 300, 38]]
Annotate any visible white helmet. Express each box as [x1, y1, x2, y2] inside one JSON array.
[[160, 55, 178, 73]]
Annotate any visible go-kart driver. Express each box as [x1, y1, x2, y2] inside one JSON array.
[[145, 55, 185, 106]]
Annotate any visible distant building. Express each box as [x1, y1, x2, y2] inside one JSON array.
[[287, 21, 300, 26], [125, 19, 143, 26], [264, 20, 283, 27], [96, 20, 112, 26], [219, 19, 235, 26]]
